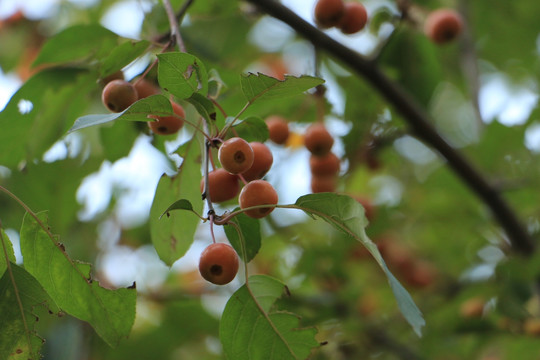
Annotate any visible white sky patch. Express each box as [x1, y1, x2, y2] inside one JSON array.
[[100, 0, 151, 39], [479, 73, 539, 126], [77, 134, 175, 227], [0, 0, 57, 20], [0, 72, 21, 111], [525, 122, 540, 153]]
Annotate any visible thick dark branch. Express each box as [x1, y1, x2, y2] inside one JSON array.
[[245, 0, 535, 255]]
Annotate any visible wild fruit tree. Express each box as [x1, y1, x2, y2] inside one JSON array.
[[1, 0, 540, 359]]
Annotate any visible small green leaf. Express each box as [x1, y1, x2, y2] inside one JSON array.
[[157, 52, 208, 99], [69, 95, 173, 132], [293, 193, 425, 336], [150, 136, 203, 266], [99, 40, 150, 78], [32, 24, 118, 67], [220, 275, 319, 360], [0, 264, 60, 360], [241, 73, 324, 103], [223, 210, 261, 263], [20, 212, 136, 347], [232, 116, 269, 143], [186, 92, 216, 122], [160, 199, 195, 219]]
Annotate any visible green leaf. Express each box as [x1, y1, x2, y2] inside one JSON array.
[[99, 40, 150, 78], [0, 264, 60, 360], [232, 116, 269, 143], [240, 73, 324, 103], [208, 68, 227, 98], [223, 210, 261, 263], [157, 52, 208, 99], [186, 92, 216, 122], [159, 199, 196, 219], [220, 275, 319, 360], [19, 212, 136, 347], [32, 24, 118, 67], [149, 136, 204, 266], [293, 193, 425, 336], [0, 230, 16, 277], [69, 95, 173, 132], [0, 68, 90, 167]]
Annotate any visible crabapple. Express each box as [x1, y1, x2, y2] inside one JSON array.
[[148, 101, 185, 135], [338, 2, 368, 34], [242, 142, 273, 181], [134, 78, 161, 99], [424, 8, 463, 44], [100, 70, 124, 86], [310, 175, 337, 193], [218, 137, 254, 175], [314, 0, 345, 28], [239, 180, 278, 218], [265, 115, 290, 145], [309, 152, 340, 176], [101, 79, 138, 112], [201, 168, 240, 203], [198, 243, 239, 285], [304, 123, 334, 156]]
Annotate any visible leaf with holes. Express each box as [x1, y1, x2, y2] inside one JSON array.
[[19, 212, 136, 347], [149, 136, 203, 266], [241, 73, 324, 103], [157, 52, 208, 99], [0, 264, 60, 360]]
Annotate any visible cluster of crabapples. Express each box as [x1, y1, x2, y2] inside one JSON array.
[[314, 0, 368, 34], [197, 117, 292, 285], [101, 73, 186, 136]]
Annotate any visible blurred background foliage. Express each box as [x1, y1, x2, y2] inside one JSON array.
[[0, 0, 540, 358]]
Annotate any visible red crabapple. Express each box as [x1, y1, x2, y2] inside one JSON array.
[[314, 0, 345, 28], [242, 142, 274, 181], [201, 168, 240, 203], [148, 101, 185, 135], [239, 180, 278, 218], [101, 79, 138, 112], [198, 243, 239, 285], [338, 2, 368, 34], [424, 8, 463, 44], [304, 123, 334, 156], [218, 137, 255, 175]]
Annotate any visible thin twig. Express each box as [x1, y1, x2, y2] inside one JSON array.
[[244, 0, 535, 256], [162, 0, 186, 52]]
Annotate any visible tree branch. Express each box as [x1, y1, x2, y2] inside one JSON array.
[[244, 0, 535, 255]]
